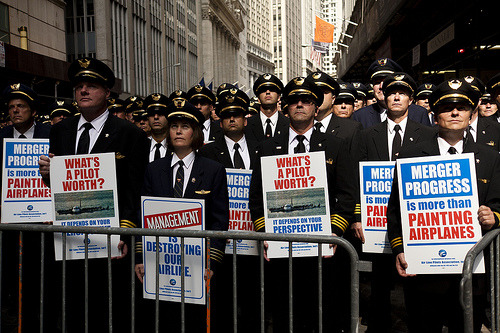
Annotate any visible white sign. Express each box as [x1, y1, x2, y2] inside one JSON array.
[[262, 152, 333, 258], [359, 161, 395, 254], [51, 153, 120, 260], [142, 196, 205, 304], [2, 139, 52, 223], [397, 153, 484, 274], [225, 168, 258, 256], [427, 24, 454, 56]]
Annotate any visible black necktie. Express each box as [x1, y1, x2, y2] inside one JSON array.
[[294, 135, 306, 153], [391, 124, 401, 161], [233, 143, 245, 169], [465, 126, 474, 143], [19, 134, 27, 139], [314, 122, 323, 132], [448, 146, 457, 155], [174, 160, 184, 198], [77, 123, 93, 154], [265, 119, 272, 138], [154, 143, 162, 161]]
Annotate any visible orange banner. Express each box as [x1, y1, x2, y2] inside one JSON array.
[[314, 16, 334, 43]]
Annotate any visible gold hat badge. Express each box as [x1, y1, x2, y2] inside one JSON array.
[[78, 58, 91, 68]]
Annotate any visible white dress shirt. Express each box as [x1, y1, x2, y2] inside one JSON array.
[[288, 127, 313, 153], [387, 117, 408, 159], [438, 137, 464, 155], [148, 137, 168, 162], [260, 111, 279, 136], [225, 135, 251, 169], [13, 123, 35, 138], [202, 119, 211, 142], [75, 111, 109, 154], [171, 151, 196, 196], [314, 113, 333, 133]]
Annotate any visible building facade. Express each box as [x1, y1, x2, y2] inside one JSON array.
[[272, 0, 302, 83], [198, 0, 245, 91], [244, 0, 274, 96], [320, 0, 342, 77]]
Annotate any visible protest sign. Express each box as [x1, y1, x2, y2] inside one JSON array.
[[359, 161, 395, 253], [225, 168, 258, 255], [397, 153, 484, 274], [142, 196, 205, 304], [2, 138, 52, 223], [50, 153, 120, 260], [262, 152, 332, 258]]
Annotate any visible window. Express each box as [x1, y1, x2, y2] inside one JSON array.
[[0, 3, 10, 43]]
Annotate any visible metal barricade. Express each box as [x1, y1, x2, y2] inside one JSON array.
[[460, 228, 500, 333], [0, 223, 367, 333]]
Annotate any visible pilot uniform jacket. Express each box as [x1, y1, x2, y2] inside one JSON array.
[[208, 119, 223, 142], [49, 113, 150, 231], [359, 119, 437, 161], [142, 153, 229, 263], [323, 114, 363, 157], [249, 130, 356, 236], [387, 137, 500, 256], [244, 111, 290, 143], [352, 103, 432, 129], [198, 134, 259, 170], [476, 116, 500, 152]]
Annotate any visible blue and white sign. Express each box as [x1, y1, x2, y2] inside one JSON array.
[[2, 139, 52, 223], [397, 153, 484, 274], [359, 161, 395, 253], [225, 169, 258, 255], [142, 196, 206, 304]]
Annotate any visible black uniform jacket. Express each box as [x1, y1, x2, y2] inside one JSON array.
[[359, 119, 437, 161], [207, 119, 223, 142], [198, 134, 259, 170], [142, 153, 229, 263], [323, 114, 363, 157], [249, 130, 356, 236], [244, 111, 290, 143], [387, 137, 500, 255], [352, 103, 431, 129], [476, 116, 500, 152], [49, 114, 150, 230]]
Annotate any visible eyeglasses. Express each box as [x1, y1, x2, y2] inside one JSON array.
[[288, 96, 315, 106]]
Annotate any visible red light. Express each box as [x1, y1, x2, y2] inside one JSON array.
[[458, 48, 465, 54]]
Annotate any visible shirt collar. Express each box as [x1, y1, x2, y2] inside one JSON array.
[[260, 110, 279, 126], [171, 151, 195, 168], [13, 122, 35, 138], [202, 119, 211, 131], [78, 110, 109, 132], [437, 136, 464, 155], [315, 113, 332, 128], [288, 126, 313, 146], [224, 135, 247, 152], [387, 116, 408, 134], [148, 137, 167, 152], [469, 117, 478, 132]]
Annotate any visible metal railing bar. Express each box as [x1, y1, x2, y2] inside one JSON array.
[[259, 240, 265, 333], [288, 241, 293, 332], [107, 234, 113, 333], [155, 236, 160, 333], [232, 239, 237, 333], [131, 236, 136, 333], [40, 232, 45, 333], [318, 244, 323, 333], [62, 233, 66, 333], [180, 236, 185, 333], [84, 233, 89, 333]]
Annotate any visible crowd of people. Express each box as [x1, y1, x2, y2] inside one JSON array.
[[0, 55, 499, 332]]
